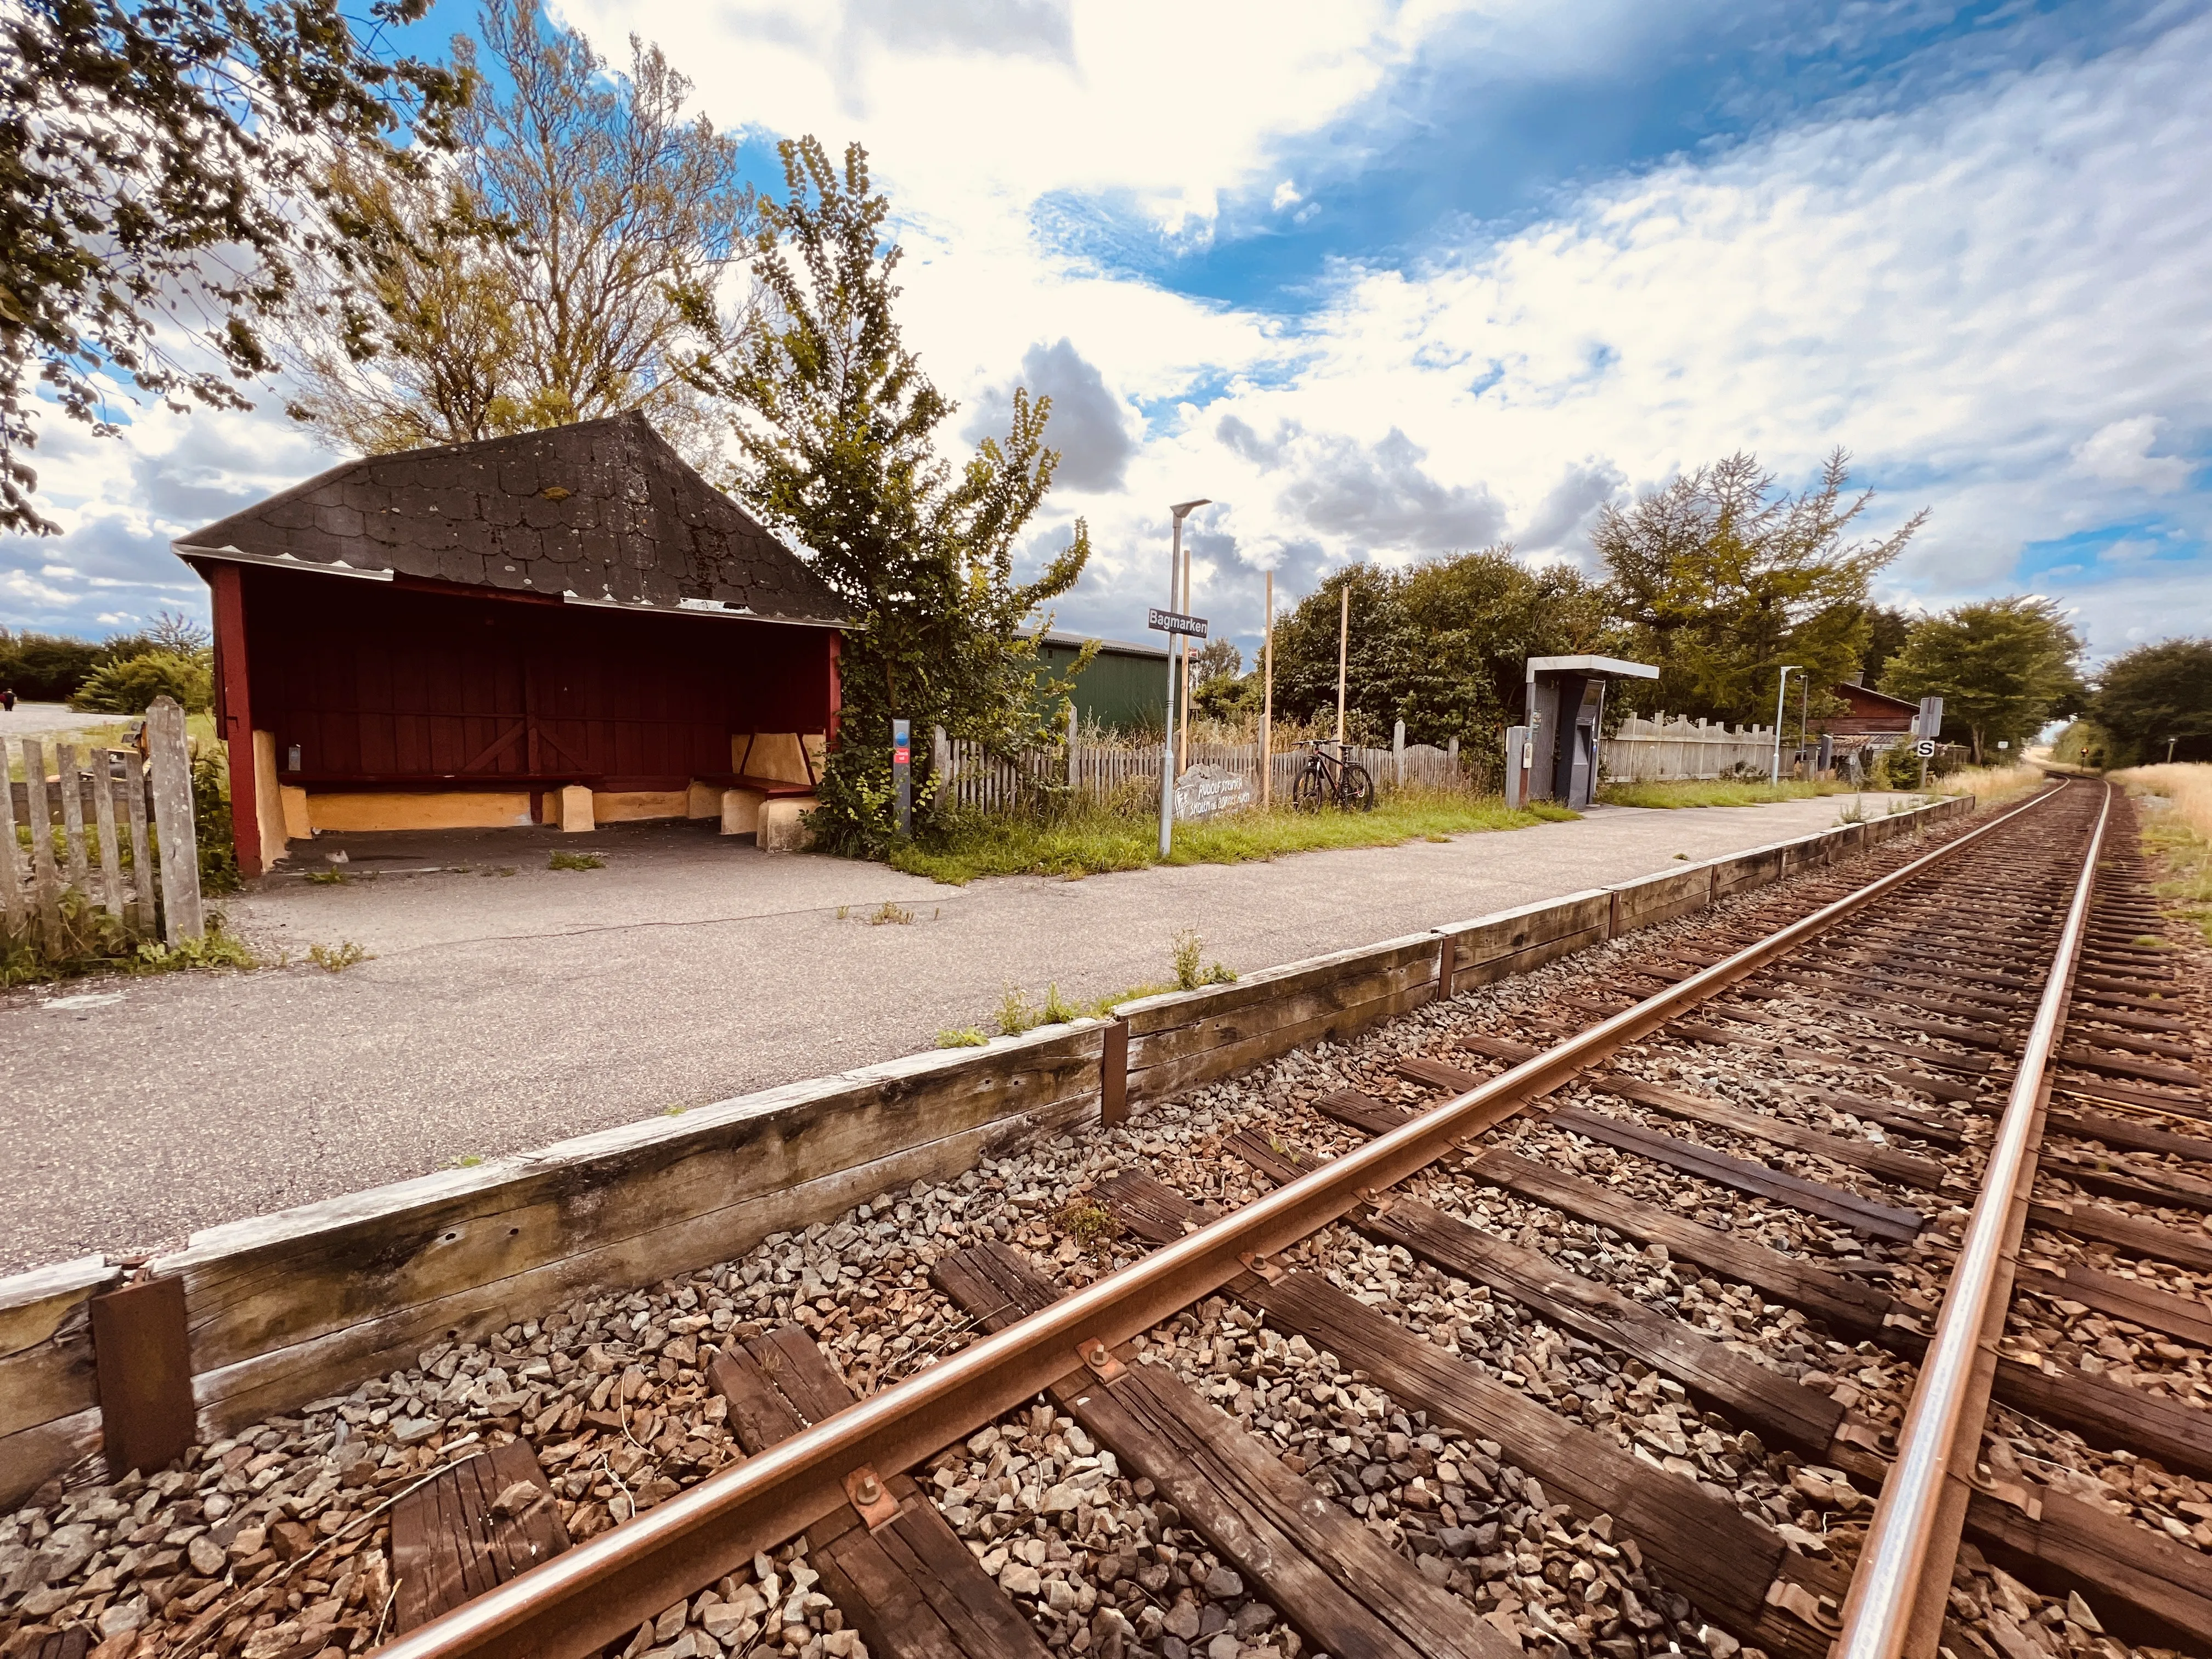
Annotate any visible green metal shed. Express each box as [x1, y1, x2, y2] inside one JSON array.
[[1035, 629, 1169, 730]]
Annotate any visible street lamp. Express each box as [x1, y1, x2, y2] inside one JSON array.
[[1159, 499, 1211, 857], [1770, 665, 1801, 785]]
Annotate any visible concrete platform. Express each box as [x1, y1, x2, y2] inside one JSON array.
[[0, 793, 1908, 1270]]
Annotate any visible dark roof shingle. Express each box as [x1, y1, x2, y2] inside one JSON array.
[[174, 411, 845, 625]]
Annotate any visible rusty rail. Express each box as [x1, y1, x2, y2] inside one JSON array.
[[1832, 780, 2110, 1658], [379, 781, 2074, 1659]]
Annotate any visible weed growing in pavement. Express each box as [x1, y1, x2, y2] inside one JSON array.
[[305, 867, 349, 884], [836, 905, 849, 919], [1041, 983, 1079, 1024], [1834, 796, 1870, 824], [1173, 928, 1235, 991], [452, 1154, 483, 1168], [2, 899, 264, 986], [935, 1026, 988, 1047], [663, 1104, 689, 1116], [549, 850, 606, 871], [995, 983, 1034, 1036], [868, 900, 915, 925], [307, 940, 371, 972], [479, 866, 517, 878], [1672, 852, 1690, 860]]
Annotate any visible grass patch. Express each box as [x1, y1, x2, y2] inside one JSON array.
[[549, 850, 606, 871], [2, 899, 264, 987], [891, 790, 1575, 885], [305, 867, 351, 885], [1055, 1200, 1124, 1257], [2129, 769, 2212, 943], [307, 940, 371, 972], [1598, 778, 1859, 809], [935, 1026, 988, 1047]]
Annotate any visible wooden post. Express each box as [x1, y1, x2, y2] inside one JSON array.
[[1261, 569, 1273, 808], [0, 737, 26, 940], [208, 561, 263, 879], [21, 736, 61, 945], [145, 696, 204, 943], [1436, 931, 1456, 1004], [90, 1274, 196, 1477], [1392, 719, 1405, 790], [123, 751, 157, 935], [1101, 1017, 1130, 1128], [1335, 583, 1349, 747], [91, 753, 126, 918], [1447, 735, 1459, 790], [1066, 702, 1079, 793]]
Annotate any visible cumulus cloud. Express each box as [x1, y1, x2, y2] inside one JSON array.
[[966, 338, 1136, 491], [2073, 416, 2193, 493], [1514, 459, 1626, 553]]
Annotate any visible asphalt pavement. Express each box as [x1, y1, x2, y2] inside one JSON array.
[[0, 794, 1899, 1272]]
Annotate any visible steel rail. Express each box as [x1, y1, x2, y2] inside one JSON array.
[[380, 781, 2071, 1659], [1832, 780, 2110, 1659]]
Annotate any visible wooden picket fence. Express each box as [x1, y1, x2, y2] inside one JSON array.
[[932, 721, 1470, 815], [1604, 712, 1776, 781], [2, 696, 204, 955]]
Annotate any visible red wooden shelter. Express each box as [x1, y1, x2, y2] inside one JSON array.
[[174, 413, 847, 877]]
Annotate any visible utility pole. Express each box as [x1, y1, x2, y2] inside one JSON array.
[[1158, 500, 1210, 857], [2168, 736, 2180, 764], [1335, 584, 1350, 748], [1769, 665, 1800, 785], [1178, 523, 1194, 774], [1261, 569, 1274, 808], [1797, 672, 1810, 778]]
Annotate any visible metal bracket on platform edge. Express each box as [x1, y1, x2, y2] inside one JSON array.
[[843, 1465, 900, 1531]]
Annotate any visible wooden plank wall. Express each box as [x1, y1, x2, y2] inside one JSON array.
[[0, 793, 1976, 1503]]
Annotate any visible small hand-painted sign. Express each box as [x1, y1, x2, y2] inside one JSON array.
[[1174, 763, 1256, 821], [1147, 607, 1209, 639]]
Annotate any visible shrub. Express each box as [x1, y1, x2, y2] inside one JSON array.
[[70, 650, 213, 714]]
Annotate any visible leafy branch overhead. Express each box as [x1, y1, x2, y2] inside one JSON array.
[[0, 0, 469, 534]]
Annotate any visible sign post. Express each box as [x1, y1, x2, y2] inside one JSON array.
[[1149, 605, 1209, 856], [891, 717, 911, 840]]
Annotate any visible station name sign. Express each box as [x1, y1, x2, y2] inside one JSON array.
[[1147, 608, 1208, 639]]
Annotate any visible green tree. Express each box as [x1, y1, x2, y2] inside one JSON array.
[[701, 138, 1090, 854], [1267, 549, 1620, 780], [1858, 604, 1913, 687], [284, 0, 753, 461], [1, 0, 465, 534], [1595, 450, 1925, 726], [2090, 637, 2212, 765], [1880, 595, 2086, 763]]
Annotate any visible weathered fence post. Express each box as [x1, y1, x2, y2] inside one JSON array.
[[145, 696, 204, 943], [55, 742, 89, 889], [21, 737, 62, 943], [1447, 735, 1460, 788], [1393, 719, 1406, 789], [1066, 703, 1079, 792], [1101, 1017, 1130, 1128], [123, 751, 157, 936], [0, 738, 26, 940], [91, 757, 126, 919]]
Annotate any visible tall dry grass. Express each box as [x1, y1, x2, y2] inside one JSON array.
[[2115, 763, 2212, 842], [1931, 761, 2046, 806]]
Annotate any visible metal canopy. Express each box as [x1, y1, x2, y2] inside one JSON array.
[[1524, 654, 1659, 680]]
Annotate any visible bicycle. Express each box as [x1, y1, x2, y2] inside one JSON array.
[[1290, 741, 1376, 811]]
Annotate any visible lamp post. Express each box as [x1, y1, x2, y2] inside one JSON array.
[[1770, 665, 1801, 785], [1159, 499, 1211, 857]]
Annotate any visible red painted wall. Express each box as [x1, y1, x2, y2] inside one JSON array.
[[230, 566, 838, 790]]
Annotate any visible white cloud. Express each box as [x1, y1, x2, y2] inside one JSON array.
[[2073, 415, 2192, 492]]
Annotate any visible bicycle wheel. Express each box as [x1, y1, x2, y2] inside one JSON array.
[[1337, 762, 1376, 811], [1290, 757, 1329, 811]]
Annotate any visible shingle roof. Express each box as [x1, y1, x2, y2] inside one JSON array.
[[173, 411, 847, 626]]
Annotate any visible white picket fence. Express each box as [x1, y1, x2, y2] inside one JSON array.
[[3, 695, 204, 952], [932, 724, 1468, 814], [1602, 713, 1776, 781]]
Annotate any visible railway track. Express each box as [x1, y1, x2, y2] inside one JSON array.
[[9, 777, 2209, 1659]]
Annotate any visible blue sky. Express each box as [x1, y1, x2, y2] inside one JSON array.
[[5, 0, 2208, 679]]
